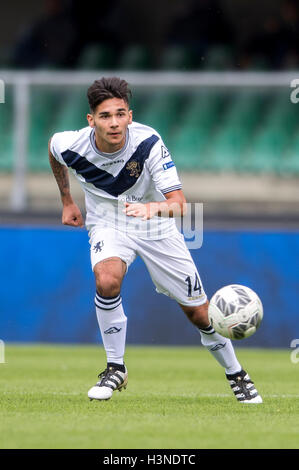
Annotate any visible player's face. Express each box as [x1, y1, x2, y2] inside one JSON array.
[[87, 98, 132, 153]]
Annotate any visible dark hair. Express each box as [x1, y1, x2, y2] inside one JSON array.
[[87, 77, 132, 112]]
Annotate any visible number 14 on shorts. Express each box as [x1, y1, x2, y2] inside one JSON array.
[[185, 272, 202, 298]]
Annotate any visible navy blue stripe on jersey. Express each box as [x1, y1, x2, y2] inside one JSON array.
[[61, 134, 159, 197]]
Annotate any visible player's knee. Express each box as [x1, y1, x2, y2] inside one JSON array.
[[96, 274, 121, 298]]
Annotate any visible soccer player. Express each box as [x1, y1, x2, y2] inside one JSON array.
[[49, 77, 262, 404]]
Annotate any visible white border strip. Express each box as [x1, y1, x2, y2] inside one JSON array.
[[1, 70, 299, 87], [0, 79, 4, 102]]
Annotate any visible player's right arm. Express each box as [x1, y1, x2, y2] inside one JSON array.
[[48, 138, 84, 228]]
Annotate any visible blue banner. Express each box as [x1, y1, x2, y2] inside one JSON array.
[[0, 226, 298, 347]]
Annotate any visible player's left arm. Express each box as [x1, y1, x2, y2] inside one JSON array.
[[124, 189, 187, 220]]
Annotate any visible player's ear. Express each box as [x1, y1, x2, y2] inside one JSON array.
[[128, 109, 133, 124], [87, 113, 95, 128]]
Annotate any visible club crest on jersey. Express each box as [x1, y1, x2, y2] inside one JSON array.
[[126, 161, 141, 178], [93, 241, 104, 253]]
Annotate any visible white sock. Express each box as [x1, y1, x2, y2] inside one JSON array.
[[198, 325, 242, 375], [95, 292, 127, 365]]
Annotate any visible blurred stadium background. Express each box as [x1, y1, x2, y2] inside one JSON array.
[[0, 0, 298, 348]]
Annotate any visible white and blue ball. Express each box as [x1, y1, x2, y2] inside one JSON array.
[[208, 284, 263, 340]]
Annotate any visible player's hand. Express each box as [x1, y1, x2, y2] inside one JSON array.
[[123, 202, 158, 221], [62, 203, 84, 227]]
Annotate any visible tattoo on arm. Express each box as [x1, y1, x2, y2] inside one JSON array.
[[48, 139, 72, 202], [49, 153, 70, 197]]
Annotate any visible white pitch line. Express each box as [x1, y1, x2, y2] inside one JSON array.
[[263, 394, 299, 398], [0, 390, 82, 396], [199, 394, 299, 398], [1, 391, 299, 398]]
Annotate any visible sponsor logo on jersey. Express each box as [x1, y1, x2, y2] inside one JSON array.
[[93, 241, 104, 253], [161, 145, 170, 158], [104, 327, 122, 334], [101, 159, 125, 167], [126, 160, 141, 178], [163, 161, 175, 170], [125, 195, 143, 202]]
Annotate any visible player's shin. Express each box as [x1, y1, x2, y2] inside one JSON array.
[[95, 292, 127, 366], [198, 325, 242, 375]]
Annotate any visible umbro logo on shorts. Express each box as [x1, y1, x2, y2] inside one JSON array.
[[93, 241, 104, 253], [104, 327, 122, 334]]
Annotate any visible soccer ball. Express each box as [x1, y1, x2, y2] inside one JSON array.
[[208, 284, 263, 340]]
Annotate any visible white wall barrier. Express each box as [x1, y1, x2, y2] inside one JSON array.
[[0, 70, 297, 211]]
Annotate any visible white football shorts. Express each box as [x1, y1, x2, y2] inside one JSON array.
[[88, 226, 207, 307]]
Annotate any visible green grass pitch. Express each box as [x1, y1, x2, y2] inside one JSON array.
[[0, 344, 298, 449]]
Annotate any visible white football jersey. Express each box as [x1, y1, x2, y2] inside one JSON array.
[[50, 121, 182, 239]]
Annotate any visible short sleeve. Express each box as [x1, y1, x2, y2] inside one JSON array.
[[147, 138, 182, 194], [50, 131, 79, 167]]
